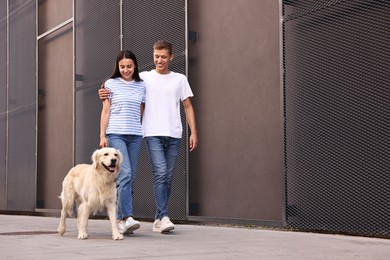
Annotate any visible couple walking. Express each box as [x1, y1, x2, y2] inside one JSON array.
[[99, 40, 198, 235]]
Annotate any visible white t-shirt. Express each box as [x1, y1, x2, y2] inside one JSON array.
[[140, 70, 193, 138]]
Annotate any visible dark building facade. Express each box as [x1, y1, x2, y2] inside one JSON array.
[[1, 0, 389, 238]]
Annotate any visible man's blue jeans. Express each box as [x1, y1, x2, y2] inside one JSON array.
[[107, 134, 142, 220], [146, 136, 181, 220]]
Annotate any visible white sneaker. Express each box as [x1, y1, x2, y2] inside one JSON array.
[[152, 219, 161, 232], [117, 217, 140, 234], [160, 216, 174, 233]]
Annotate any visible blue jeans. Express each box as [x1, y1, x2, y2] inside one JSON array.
[[146, 136, 181, 220], [107, 134, 142, 220]]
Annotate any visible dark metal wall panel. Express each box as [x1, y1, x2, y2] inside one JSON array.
[[0, 0, 7, 209], [7, 0, 36, 210], [122, 0, 186, 74], [122, 0, 188, 220], [74, 1, 121, 164], [283, 0, 390, 236]]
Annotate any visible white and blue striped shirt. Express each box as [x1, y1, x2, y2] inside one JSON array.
[[105, 78, 145, 136]]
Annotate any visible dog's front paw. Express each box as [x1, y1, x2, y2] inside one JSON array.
[[57, 226, 65, 236], [78, 232, 88, 240], [113, 232, 124, 240]]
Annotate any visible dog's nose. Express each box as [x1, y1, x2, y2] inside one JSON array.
[[111, 158, 117, 163]]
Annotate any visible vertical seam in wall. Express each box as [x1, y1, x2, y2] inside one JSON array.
[[72, 0, 75, 166], [34, 0, 38, 210], [5, 0, 9, 209], [279, 0, 287, 226], [120, 0, 123, 50], [184, 0, 189, 219]]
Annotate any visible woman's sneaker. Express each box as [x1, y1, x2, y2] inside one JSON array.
[[152, 219, 161, 232], [117, 217, 140, 234]]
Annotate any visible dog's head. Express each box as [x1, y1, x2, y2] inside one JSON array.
[[91, 147, 123, 177]]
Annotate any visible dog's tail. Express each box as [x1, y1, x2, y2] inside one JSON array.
[[59, 191, 76, 217]]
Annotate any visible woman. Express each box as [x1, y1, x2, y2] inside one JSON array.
[[100, 50, 145, 234]]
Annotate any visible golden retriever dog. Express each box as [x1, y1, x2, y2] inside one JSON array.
[[57, 147, 123, 240]]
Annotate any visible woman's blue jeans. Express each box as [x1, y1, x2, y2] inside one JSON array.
[[145, 136, 181, 220], [107, 134, 142, 220]]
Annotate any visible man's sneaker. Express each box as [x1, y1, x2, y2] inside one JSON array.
[[160, 216, 175, 233], [152, 219, 161, 232], [117, 217, 140, 234]]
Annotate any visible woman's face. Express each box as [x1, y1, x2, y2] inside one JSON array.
[[119, 58, 135, 81]]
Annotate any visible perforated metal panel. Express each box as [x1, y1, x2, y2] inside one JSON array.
[[283, 0, 390, 237], [122, 0, 188, 220], [6, 0, 36, 210], [74, 0, 188, 220], [74, 1, 121, 163]]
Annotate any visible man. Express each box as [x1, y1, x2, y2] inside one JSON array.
[[99, 40, 198, 233]]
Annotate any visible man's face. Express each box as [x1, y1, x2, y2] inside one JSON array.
[[153, 48, 173, 74]]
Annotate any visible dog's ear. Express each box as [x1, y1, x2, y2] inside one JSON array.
[[91, 149, 100, 169]]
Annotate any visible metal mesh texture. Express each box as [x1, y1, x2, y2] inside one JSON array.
[[124, 0, 187, 220], [2, 0, 37, 210], [74, 1, 121, 163], [283, 0, 390, 237], [75, 0, 188, 220]]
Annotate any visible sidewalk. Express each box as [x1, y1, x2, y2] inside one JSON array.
[[0, 214, 389, 260]]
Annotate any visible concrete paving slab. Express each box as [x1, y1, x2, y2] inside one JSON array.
[[0, 214, 389, 260]]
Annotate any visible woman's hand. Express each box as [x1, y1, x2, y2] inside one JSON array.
[[100, 136, 109, 148]]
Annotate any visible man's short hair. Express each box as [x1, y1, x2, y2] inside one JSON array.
[[153, 40, 173, 55]]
